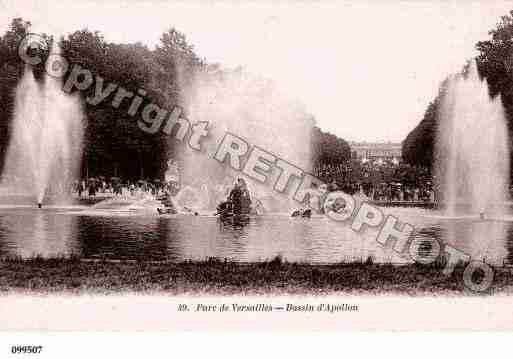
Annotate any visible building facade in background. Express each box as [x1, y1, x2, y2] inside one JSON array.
[[350, 141, 402, 164]]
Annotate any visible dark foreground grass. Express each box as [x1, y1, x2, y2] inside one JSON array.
[[1, 256, 512, 295]]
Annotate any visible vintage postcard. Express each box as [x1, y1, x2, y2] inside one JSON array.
[[1, 0, 513, 348]]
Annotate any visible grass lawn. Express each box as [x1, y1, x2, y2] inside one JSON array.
[[1, 256, 511, 295]]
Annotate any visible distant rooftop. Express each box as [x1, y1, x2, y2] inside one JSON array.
[[349, 141, 402, 146]]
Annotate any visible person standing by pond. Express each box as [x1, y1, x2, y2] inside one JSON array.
[[88, 180, 96, 197], [77, 180, 84, 198]]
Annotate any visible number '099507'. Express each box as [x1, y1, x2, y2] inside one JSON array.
[[11, 345, 43, 354]]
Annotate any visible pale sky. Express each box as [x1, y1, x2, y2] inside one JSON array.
[[1, 0, 512, 142]]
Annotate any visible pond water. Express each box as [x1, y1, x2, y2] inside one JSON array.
[[0, 205, 510, 265]]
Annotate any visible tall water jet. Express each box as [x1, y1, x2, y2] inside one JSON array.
[[434, 60, 510, 265], [172, 68, 314, 213], [436, 60, 510, 216], [0, 42, 84, 204]]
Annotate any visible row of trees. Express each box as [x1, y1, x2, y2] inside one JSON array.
[[403, 10, 513, 169], [0, 18, 350, 182]]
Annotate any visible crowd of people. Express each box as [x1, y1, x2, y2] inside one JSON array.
[[314, 160, 437, 203], [73, 159, 439, 210], [73, 178, 179, 198], [361, 182, 436, 203]]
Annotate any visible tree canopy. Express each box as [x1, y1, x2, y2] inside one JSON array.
[[311, 127, 351, 166], [403, 10, 513, 171]]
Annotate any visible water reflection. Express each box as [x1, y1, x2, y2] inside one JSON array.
[[412, 220, 510, 266], [0, 209, 79, 258], [76, 216, 173, 261], [443, 219, 509, 265], [0, 208, 510, 265]]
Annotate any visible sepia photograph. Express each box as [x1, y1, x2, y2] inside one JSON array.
[[1, 0, 513, 353]]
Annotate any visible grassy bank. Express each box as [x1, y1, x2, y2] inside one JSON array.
[[1, 256, 512, 295]]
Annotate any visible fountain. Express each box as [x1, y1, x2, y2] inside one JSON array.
[[173, 68, 314, 213], [433, 60, 510, 264], [436, 60, 510, 216], [0, 42, 84, 205]]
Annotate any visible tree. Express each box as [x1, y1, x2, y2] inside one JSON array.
[[404, 9, 513, 174], [311, 127, 351, 166]]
